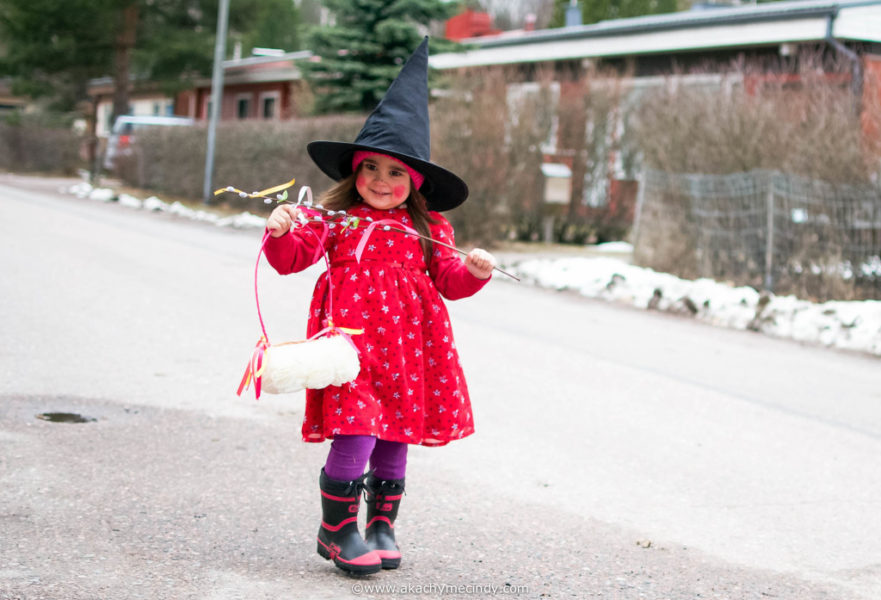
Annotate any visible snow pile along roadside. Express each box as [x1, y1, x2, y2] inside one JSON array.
[[65, 182, 267, 230], [507, 256, 881, 357]]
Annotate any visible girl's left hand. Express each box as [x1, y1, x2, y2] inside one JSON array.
[[464, 248, 497, 280]]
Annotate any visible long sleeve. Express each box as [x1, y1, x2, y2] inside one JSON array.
[[262, 224, 326, 275], [427, 215, 491, 300]]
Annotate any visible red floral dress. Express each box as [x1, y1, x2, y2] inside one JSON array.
[[263, 203, 489, 447]]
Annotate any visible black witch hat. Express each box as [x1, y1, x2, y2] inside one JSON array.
[[307, 37, 468, 212]]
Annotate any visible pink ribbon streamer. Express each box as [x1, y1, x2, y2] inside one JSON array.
[[297, 207, 330, 264], [237, 336, 268, 399], [308, 323, 363, 355], [354, 219, 420, 263]]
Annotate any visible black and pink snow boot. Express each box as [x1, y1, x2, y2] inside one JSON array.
[[364, 474, 405, 569], [316, 469, 382, 575]]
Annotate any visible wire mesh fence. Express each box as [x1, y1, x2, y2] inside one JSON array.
[[632, 169, 881, 301]]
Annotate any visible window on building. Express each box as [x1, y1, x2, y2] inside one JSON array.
[[237, 96, 251, 119], [262, 96, 276, 119], [258, 91, 281, 120]]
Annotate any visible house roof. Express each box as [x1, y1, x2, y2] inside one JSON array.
[[218, 50, 313, 86], [223, 50, 312, 71], [86, 50, 315, 94], [429, 0, 881, 69]]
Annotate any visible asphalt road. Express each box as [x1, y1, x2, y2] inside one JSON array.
[[1, 173, 879, 600]]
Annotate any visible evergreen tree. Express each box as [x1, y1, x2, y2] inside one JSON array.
[[0, 0, 301, 116], [235, 0, 303, 55], [302, 0, 457, 114], [0, 0, 117, 112]]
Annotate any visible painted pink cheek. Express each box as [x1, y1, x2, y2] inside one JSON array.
[[393, 185, 407, 199]]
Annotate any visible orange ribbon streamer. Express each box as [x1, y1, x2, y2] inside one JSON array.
[[237, 336, 269, 400]]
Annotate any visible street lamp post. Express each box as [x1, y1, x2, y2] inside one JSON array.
[[203, 0, 230, 204]]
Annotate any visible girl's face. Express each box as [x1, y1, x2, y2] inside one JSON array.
[[355, 154, 411, 210]]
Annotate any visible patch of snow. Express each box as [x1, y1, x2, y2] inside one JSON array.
[[595, 241, 633, 254], [143, 196, 168, 212], [506, 256, 881, 357], [117, 193, 142, 209], [67, 182, 93, 198], [88, 188, 115, 202]]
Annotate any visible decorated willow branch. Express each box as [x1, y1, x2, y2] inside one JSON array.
[[214, 178, 520, 281]]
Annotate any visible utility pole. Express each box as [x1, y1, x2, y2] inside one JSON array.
[[203, 0, 230, 204]]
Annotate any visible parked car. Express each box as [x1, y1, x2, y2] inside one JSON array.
[[103, 115, 195, 170]]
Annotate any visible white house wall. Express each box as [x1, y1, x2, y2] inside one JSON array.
[[833, 4, 881, 42]]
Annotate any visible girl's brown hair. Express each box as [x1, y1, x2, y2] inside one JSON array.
[[318, 166, 439, 265]]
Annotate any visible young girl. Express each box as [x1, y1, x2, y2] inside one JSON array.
[[262, 38, 496, 575]]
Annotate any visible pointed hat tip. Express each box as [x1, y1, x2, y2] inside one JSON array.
[[306, 35, 469, 211]]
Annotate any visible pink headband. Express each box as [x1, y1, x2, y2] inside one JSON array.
[[352, 151, 425, 190]]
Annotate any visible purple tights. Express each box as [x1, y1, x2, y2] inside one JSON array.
[[324, 435, 408, 482]]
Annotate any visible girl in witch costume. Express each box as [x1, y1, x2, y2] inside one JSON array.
[[263, 38, 496, 575]]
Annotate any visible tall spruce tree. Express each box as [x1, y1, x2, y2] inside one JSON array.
[[302, 0, 456, 114]]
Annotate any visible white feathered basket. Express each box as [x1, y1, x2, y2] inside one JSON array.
[[260, 335, 360, 394], [237, 186, 361, 399]]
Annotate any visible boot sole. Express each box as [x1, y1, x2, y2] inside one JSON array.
[[317, 540, 382, 575]]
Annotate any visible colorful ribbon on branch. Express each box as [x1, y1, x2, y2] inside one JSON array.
[[214, 178, 297, 201], [237, 335, 269, 399], [215, 178, 519, 281]]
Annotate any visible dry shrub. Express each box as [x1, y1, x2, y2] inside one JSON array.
[[432, 67, 551, 245], [123, 116, 365, 209], [0, 121, 82, 173], [554, 69, 637, 243], [630, 55, 881, 299], [632, 176, 701, 280], [632, 55, 872, 181]]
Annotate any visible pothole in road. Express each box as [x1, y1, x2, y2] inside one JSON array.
[[36, 412, 97, 424]]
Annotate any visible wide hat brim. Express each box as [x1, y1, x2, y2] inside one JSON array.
[[307, 141, 469, 213]]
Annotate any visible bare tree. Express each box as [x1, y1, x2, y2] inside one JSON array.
[[477, 0, 555, 30]]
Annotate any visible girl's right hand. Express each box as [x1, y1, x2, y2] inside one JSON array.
[[266, 204, 303, 238]]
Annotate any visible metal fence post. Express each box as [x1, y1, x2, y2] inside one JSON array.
[[764, 174, 775, 292], [630, 169, 647, 251]]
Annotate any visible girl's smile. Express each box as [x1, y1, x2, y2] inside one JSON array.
[[356, 154, 412, 210]]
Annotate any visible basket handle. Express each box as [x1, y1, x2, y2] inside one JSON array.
[[254, 186, 333, 344]]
